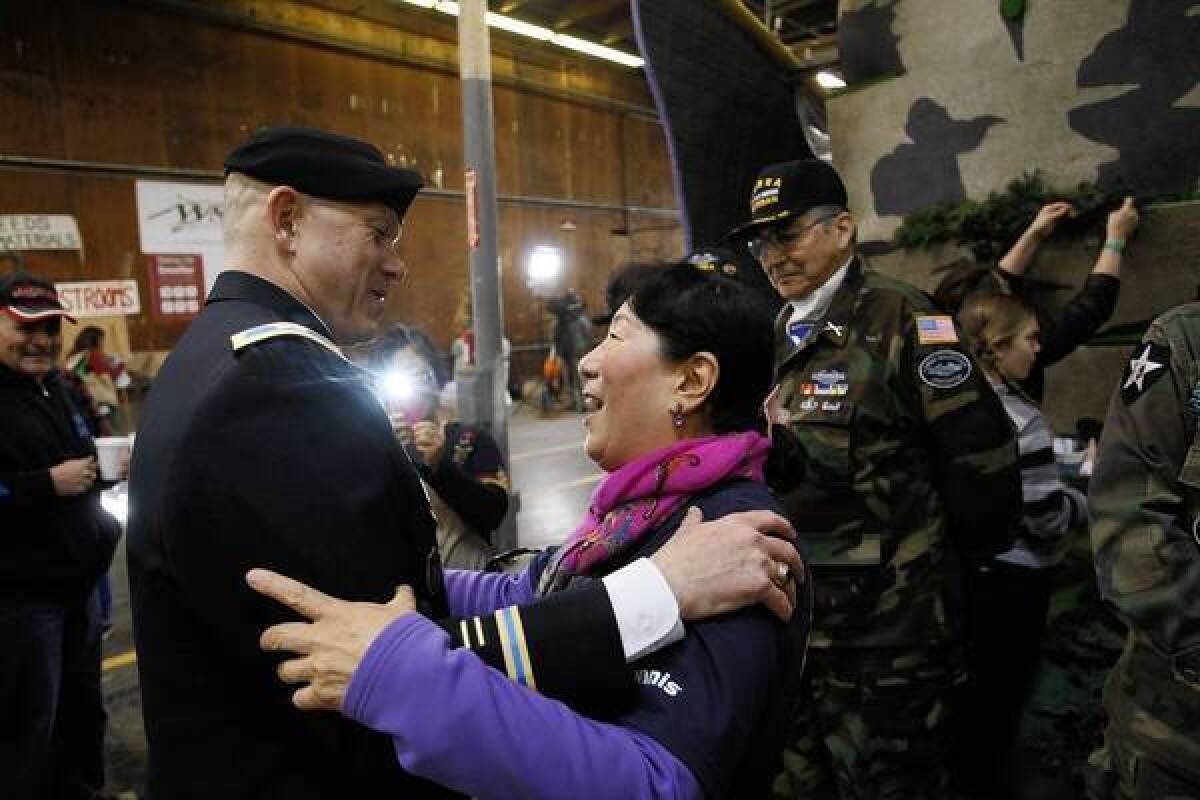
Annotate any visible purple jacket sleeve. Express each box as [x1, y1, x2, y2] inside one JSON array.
[[344, 614, 702, 800], [444, 568, 536, 618]]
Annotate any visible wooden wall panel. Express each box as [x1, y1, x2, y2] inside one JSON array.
[[0, 0, 681, 382]]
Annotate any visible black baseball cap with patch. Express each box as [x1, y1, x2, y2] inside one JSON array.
[[725, 159, 848, 241], [224, 127, 424, 218], [0, 272, 75, 323]]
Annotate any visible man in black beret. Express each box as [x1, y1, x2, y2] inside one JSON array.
[[128, 127, 805, 799], [726, 159, 1022, 799]]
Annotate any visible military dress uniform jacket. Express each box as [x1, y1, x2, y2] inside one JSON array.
[[128, 272, 629, 800], [1089, 303, 1200, 784], [767, 259, 1021, 649]]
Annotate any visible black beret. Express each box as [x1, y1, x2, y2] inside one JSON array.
[[224, 127, 424, 218], [725, 159, 848, 241]]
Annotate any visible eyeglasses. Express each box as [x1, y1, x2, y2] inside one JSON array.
[[356, 216, 401, 253], [747, 212, 839, 261]]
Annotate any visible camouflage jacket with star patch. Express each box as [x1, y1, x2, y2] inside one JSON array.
[[766, 259, 1021, 649], [1089, 302, 1200, 778]]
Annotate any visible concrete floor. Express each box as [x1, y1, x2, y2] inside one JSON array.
[[100, 405, 597, 796]]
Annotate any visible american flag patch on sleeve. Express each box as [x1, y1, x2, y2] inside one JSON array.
[[915, 314, 959, 345]]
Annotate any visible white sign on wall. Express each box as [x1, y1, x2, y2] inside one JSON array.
[[57, 280, 142, 318], [0, 215, 83, 251], [135, 180, 226, 292]]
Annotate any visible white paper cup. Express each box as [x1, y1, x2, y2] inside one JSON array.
[[95, 436, 132, 482]]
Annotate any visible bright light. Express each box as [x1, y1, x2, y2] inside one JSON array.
[[816, 70, 846, 90], [551, 34, 646, 68], [101, 486, 128, 526], [381, 370, 418, 402], [486, 11, 552, 40], [527, 246, 562, 283], [392, 0, 644, 68]]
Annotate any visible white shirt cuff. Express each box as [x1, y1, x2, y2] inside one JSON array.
[[602, 557, 684, 663]]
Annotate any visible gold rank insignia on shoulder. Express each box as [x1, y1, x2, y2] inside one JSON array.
[[915, 314, 959, 345], [230, 321, 345, 359]]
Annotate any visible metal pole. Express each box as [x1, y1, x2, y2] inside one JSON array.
[[457, 0, 516, 551]]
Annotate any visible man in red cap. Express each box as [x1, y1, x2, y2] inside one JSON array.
[[0, 271, 122, 800]]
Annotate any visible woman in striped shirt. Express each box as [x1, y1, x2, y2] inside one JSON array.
[[953, 291, 1088, 797]]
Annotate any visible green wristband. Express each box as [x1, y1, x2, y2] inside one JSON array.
[[1103, 239, 1126, 254]]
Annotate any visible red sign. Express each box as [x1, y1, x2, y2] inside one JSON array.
[[146, 254, 204, 322], [464, 169, 480, 250]]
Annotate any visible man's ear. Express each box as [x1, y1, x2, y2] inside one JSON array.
[[675, 351, 719, 415], [832, 212, 856, 250], [266, 186, 302, 253]]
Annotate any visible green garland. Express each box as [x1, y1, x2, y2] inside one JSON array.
[[1000, 0, 1026, 21], [893, 172, 1116, 263]]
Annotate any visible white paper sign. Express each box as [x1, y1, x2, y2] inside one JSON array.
[[136, 180, 226, 292], [57, 280, 142, 318], [0, 215, 82, 251]]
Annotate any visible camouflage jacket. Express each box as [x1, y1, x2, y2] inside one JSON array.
[[1090, 303, 1200, 777], [767, 259, 1021, 649]]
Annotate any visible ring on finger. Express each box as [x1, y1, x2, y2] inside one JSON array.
[[774, 561, 790, 587]]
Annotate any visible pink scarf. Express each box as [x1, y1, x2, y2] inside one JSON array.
[[537, 431, 770, 595]]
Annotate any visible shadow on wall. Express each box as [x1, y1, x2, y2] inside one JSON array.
[[1068, 0, 1200, 196], [838, 0, 905, 84], [870, 98, 1004, 217]]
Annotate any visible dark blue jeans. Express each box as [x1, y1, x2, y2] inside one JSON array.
[[0, 591, 107, 800]]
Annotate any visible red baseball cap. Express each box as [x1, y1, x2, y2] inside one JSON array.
[[0, 272, 75, 324]]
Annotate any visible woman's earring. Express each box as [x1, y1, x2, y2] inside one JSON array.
[[670, 403, 685, 429]]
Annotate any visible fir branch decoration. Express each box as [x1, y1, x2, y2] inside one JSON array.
[[893, 172, 1121, 263]]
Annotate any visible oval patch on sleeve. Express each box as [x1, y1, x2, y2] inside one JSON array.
[[918, 349, 972, 389]]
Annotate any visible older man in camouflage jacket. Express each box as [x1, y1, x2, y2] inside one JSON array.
[[727, 159, 1022, 799], [1087, 303, 1200, 799]]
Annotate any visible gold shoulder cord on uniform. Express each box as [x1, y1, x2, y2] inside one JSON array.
[[230, 322, 347, 361]]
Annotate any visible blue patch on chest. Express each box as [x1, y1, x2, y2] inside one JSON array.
[[787, 321, 815, 345], [918, 349, 972, 389]]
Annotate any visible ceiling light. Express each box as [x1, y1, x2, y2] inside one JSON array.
[[392, 0, 644, 68], [816, 70, 846, 90]]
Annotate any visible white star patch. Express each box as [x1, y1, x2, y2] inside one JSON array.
[[1123, 344, 1165, 392]]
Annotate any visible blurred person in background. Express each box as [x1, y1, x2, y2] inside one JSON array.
[[363, 324, 509, 571], [0, 272, 121, 800], [64, 325, 131, 431]]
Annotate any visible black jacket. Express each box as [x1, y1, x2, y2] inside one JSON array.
[[128, 272, 457, 800], [128, 272, 633, 799], [0, 365, 120, 604]]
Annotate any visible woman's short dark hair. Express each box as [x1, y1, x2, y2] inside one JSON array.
[[615, 261, 777, 434]]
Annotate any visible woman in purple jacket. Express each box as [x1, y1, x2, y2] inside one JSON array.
[[249, 261, 811, 799]]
